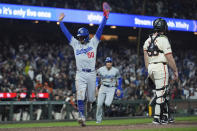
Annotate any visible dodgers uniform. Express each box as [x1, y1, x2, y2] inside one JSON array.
[[96, 66, 121, 123], [59, 16, 108, 120], [71, 36, 99, 102]]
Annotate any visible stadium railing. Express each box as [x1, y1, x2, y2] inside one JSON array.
[[0, 99, 196, 122]]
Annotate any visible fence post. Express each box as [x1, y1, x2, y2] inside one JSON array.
[[48, 101, 52, 120], [9, 102, 13, 121], [29, 102, 33, 120], [66, 102, 70, 120]]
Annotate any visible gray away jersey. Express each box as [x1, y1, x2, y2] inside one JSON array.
[[69, 36, 100, 71], [97, 66, 121, 87]]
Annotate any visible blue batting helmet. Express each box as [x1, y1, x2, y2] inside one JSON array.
[[105, 57, 112, 63], [77, 27, 89, 42]]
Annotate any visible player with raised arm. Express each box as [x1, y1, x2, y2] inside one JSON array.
[[58, 2, 110, 127], [96, 57, 123, 123], [143, 18, 178, 124]]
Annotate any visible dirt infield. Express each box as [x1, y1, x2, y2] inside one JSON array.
[[1, 122, 197, 131]]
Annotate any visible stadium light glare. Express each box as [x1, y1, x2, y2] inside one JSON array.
[[194, 32, 197, 35], [89, 23, 94, 26], [34, 20, 39, 24], [57, 22, 60, 25], [110, 26, 116, 29]]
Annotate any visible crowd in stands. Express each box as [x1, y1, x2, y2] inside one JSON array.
[[0, 0, 196, 122], [0, 0, 197, 20], [0, 29, 196, 121]]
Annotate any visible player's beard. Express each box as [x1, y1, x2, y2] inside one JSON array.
[[78, 36, 87, 44], [80, 40, 85, 44]]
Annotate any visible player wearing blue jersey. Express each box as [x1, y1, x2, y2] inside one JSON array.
[[58, 3, 110, 127], [96, 57, 123, 123]]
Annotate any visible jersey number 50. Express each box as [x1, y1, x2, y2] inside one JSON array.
[[87, 52, 94, 58]]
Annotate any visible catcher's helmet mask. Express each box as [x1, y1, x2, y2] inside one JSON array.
[[153, 18, 168, 33]]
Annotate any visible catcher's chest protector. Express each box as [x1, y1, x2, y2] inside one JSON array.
[[147, 35, 163, 57]]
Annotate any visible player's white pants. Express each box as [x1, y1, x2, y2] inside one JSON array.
[[22, 111, 30, 121], [96, 85, 116, 122], [54, 113, 62, 120], [13, 111, 22, 121], [69, 111, 79, 120], [148, 63, 169, 119], [35, 109, 42, 120], [75, 71, 96, 102], [52, 111, 62, 120]]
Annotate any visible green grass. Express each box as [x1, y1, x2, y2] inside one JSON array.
[[0, 116, 196, 129], [120, 127, 197, 131]]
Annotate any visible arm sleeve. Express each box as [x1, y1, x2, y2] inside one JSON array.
[[115, 77, 124, 98], [95, 17, 107, 40], [117, 78, 122, 90], [60, 22, 72, 43], [96, 77, 100, 87], [116, 70, 122, 89]]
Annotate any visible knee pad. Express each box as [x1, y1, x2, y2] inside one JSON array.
[[149, 94, 157, 106], [156, 96, 165, 104]]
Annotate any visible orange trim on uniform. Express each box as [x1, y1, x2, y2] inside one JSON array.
[[161, 64, 167, 103], [163, 64, 166, 86], [165, 52, 172, 56]]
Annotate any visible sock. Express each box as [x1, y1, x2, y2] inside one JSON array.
[[77, 100, 85, 117]]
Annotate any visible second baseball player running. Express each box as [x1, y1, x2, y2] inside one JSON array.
[[96, 57, 123, 123]]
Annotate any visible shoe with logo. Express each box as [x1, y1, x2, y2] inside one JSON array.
[[152, 118, 161, 124], [168, 117, 174, 123], [161, 115, 168, 124]]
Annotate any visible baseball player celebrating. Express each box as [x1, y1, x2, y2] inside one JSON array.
[[58, 3, 110, 127], [96, 57, 122, 123], [143, 18, 178, 124]]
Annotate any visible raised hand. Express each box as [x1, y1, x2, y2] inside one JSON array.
[[59, 13, 65, 22], [103, 2, 111, 19]]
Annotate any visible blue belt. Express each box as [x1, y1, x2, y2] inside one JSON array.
[[82, 68, 92, 72]]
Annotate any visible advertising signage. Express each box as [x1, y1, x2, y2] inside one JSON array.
[[0, 3, 196, 32]]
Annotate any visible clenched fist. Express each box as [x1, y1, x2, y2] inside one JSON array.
[[116, 89, 121, 97]]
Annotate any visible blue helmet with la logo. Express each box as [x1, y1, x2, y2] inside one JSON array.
[[77, 27, 89, 43], [105, 57, 112, 63]]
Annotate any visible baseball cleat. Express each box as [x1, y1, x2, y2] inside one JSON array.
[[78, 117, 86, 127], [161, 116, 168, 124], [161, 119, 168, 125], [168, 117, 174, 123], [96, 120, 101, 124], [152, 118, 161, 124]]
